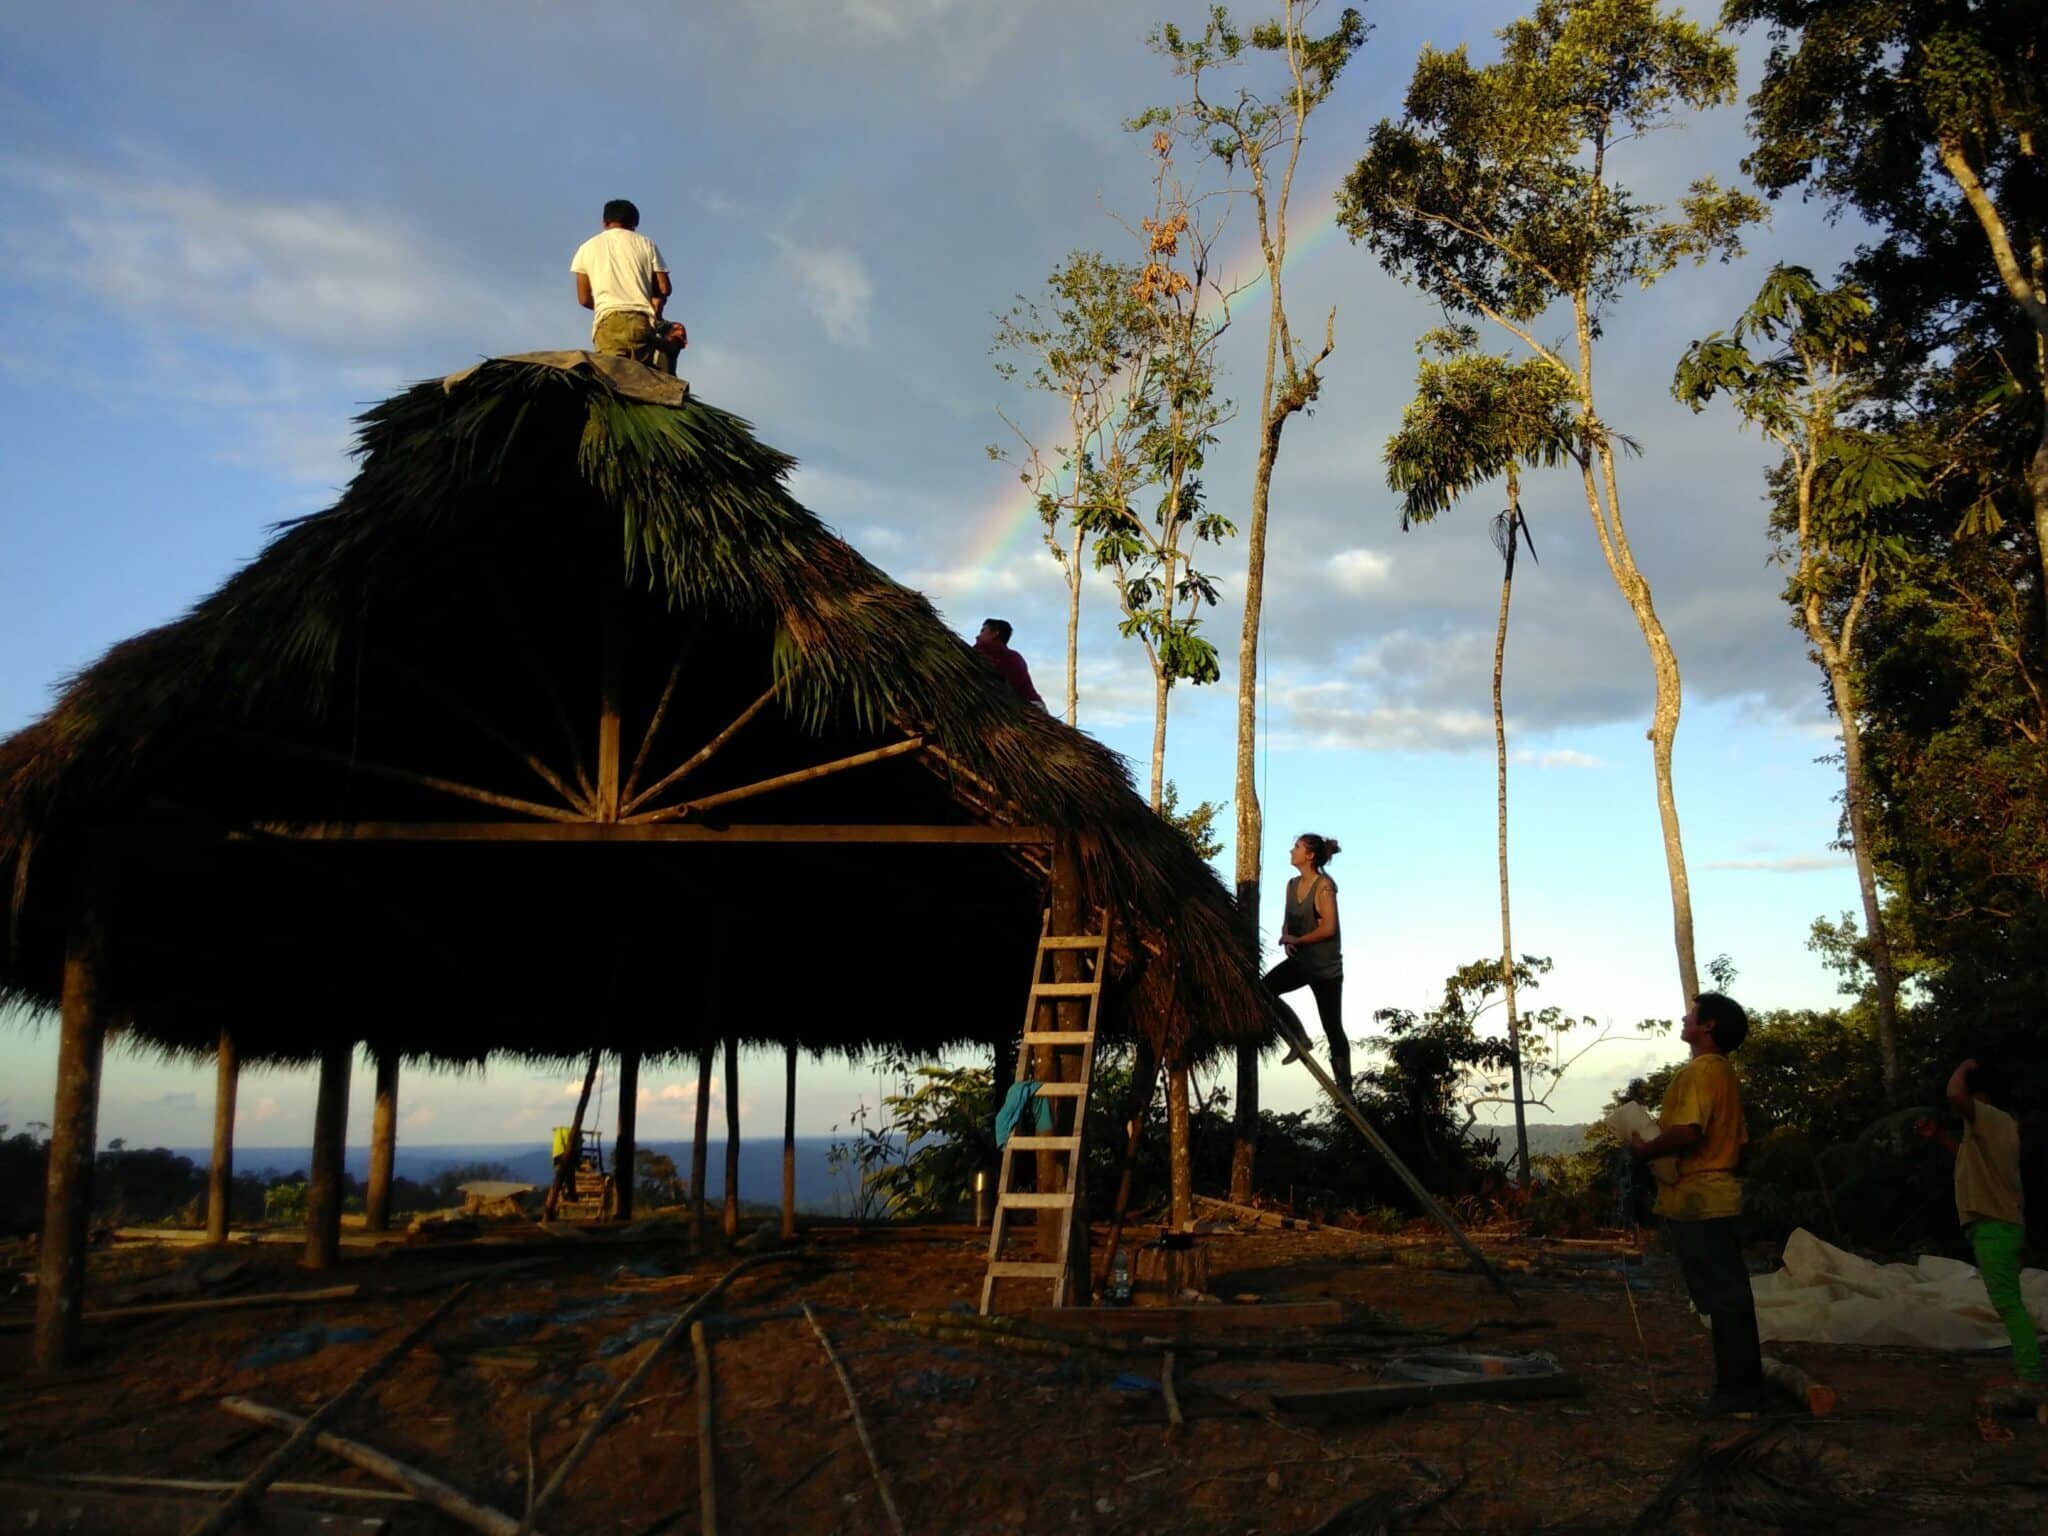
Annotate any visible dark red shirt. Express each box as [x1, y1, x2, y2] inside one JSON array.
[[975, 638, 1043, 706]]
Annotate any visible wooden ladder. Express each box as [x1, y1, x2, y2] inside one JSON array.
[[979, 911, 1108, 1314]]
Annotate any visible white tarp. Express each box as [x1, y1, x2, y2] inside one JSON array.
[[1751, 1227, 2048, 1350]]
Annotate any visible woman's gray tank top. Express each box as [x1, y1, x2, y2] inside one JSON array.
[[1284, 873, 1342, 980]]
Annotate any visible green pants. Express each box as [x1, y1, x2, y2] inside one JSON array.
[[1969, 1218, 2041, 1382], [591, 310, 678, 375]]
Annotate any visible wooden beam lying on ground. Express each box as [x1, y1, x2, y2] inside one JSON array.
[[1191, 1195, 1395, 1255], [219, 1398, 528, 1536], [185, 1283, 473, 1536], [54, 1474, 410, 1504], [0, 1284, 361, 1330], [0, 1480, 386, 1536], [802, 1302, 907, 1536], [1268, 1370, 1584, 1418], [1026, 1300, 1342, 1336]]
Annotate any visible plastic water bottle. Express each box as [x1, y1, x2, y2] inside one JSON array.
[[1109, 1246, 1132, 1303]]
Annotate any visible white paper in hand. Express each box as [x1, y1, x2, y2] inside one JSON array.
[[1605, 1101, 1680, 1187]]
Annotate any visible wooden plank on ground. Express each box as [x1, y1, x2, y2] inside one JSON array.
[[1025, 1301, 1342, 1336], [1268, 1370, 1584, 1418], [0, 1480, 387, 1536]]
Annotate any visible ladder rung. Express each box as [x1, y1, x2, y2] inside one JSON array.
[[1005, 1135, 1081, 1151], [1032, 1082, 1087, 1096], [985, 1261, 1065, 1278], [1020, 1031, 1094, 1046], [1030, 982, 1100, 997], [1040, 935, 1107, 950], [1000, 1192, 1074, 1209]]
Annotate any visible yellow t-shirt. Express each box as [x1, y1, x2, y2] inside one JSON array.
[[1654, 1052, 1747, 1220], [1956, 1101, 2025, 1228]]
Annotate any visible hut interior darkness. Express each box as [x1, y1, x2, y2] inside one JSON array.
[[0, 353, 1275, 1369]]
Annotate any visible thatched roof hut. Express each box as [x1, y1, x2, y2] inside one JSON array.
[[1, 352, 1271, 1069]]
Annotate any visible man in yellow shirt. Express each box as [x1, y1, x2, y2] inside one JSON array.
[[1629, 992, 1764, 1415]]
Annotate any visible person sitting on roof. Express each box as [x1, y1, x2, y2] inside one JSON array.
[[571, 199, 686, 374], [974, 619, 1044, 708]]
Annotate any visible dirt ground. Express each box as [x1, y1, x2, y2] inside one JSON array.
[[4, 1218, 2046, 1535]]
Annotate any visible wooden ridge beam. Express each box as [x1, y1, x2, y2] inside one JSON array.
[[227, 820, 1055, 845]]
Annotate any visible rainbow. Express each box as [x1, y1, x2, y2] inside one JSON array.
[[960, 177, 1355, 594]]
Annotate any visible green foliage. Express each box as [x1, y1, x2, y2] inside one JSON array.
[[1385, 336, 1578, 528], [1160, 780, 1225, 861], [264, 1181, 309, 1224], [1339, 0, 1762, 334], [634, 1150, 687, 1210], [859, 1066, 996, 1220]]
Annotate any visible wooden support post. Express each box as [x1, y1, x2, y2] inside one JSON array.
[[364, 1050, 399, 1234], [691, 1321, 718, 1536], [303, 1044, 352, 1271], [543, 1054, 599, 1221], [1167, 1065, 1193, 1232], [33, 914, 110, 1373], [207, 1028, 239, 1246], [614, 1051, 640, 1224], [689, 1045, 713, 1250], [722, 1036, 740, 1239], [1099, 1044, 1162, 1290], [781, 1043, 798, 1242]]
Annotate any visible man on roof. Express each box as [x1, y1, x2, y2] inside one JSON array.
[[572, 199, 686, 374], [974, 619, 1044, 708]]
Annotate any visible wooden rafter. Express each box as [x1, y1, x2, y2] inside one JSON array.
[[621, 649, 686, 807], [232, 731, 586, 824], [371, 649, 591, 816], [229, 820, 1054, 845], [627, 736, 927, 825], [622, 682, 778, 815]]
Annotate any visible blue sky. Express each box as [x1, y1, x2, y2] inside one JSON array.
[[0, 1, 1874, 1158]]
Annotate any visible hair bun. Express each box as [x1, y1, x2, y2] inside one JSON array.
[[1323, 838, 1342, 859]]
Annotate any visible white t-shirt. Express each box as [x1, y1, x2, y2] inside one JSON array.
[[570, 228, 669, 331]]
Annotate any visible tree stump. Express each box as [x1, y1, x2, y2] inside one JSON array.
[[1132, 1233, 1209, 1304]]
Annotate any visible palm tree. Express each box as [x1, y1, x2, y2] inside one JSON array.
[[1385, 331, 1575, 1180]]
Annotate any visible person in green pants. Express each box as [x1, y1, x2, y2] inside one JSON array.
[[1919, 1057, 2041, 1405]]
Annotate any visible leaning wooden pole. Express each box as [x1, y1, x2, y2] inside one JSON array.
[[689, 1044, 713, 1249], [364, 1050, 400, 1234], [303, 1044, 352, 1271], [722, 1035, 740, 1239], [1286, 1047, 1515, 1299], [614, 1050, 640, 1223], [781, 1042, 798, 1241], [206, 1028, 240, 1246], [33, 913, 110, 1372], [543, 1053, 600, 1221]]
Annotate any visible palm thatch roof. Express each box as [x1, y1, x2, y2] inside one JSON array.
[[0, 353, 1273, 1069]]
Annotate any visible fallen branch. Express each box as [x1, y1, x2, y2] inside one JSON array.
[[0, 1285, 360, 1330], [1161, 1351, 1184, 1430], [219, 1396, 527, 1536], [519, 1249, 802, 1534], [692, 1321, 719, 1536], [53, 1474, 409, 1504], [1269, 1369, 1584, 1418], [802, 1302, 907, 1536], [1191, 1195, 1393, 1256], [187, 1283, 473, 1536]]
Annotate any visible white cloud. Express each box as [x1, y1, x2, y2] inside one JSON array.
[[1512, 747, 1603, 769], [772, 235, 874, 347], [1325, 548, 1395, 594], [1704, 854, 1851, 873]]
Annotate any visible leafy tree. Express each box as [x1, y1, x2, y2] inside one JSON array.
[[634, 1149, 688, 1211], [1339, 0, 1765, 1005], [1092, 130, 1240, 811], [1728, 0, 2048, 610], [992, 252, 1152, 724], [1384, 329, 1577, 1178], [860, 1066, 995, 1219], [1161, 779, 1225, 861], [1138, 0, 1370, 1202], [1675, 266, 1928, 1097]]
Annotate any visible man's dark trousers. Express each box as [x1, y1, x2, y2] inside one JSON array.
[[1668, 1215, 1764, 1396]]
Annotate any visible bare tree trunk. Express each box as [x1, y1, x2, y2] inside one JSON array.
[[689, 1044, 713, 1249], [1066, 526, 1083, 726], [364, 1051, 399, 1234], [1231, 418, 1283, 1203], [614, 1050, 640, 1223], [1167, 1065, 1193, 1231], [1493, 502, 1531, 1183], [303, 1045, 351, 1272], [1826, 654, 1902, 1098], [1150, 673, 1169, 813], [1573, 298, 1699, 1004], [722, 1035, 741, 1239], [33, 914, 108, 1372], [207, 1029, 239, 1245]]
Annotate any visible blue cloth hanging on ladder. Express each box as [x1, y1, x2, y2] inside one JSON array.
[[995, 1080, 1054, 1146]]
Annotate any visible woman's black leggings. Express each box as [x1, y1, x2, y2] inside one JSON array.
[[1263, 958, 1349, 1089]]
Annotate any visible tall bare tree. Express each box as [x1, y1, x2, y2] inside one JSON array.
[[1141, 1, 1368, 1200], [1675, 266, 1927, 1098], [1385, 331, 1576, 1179], [1341, 0, 1765, 1005]]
